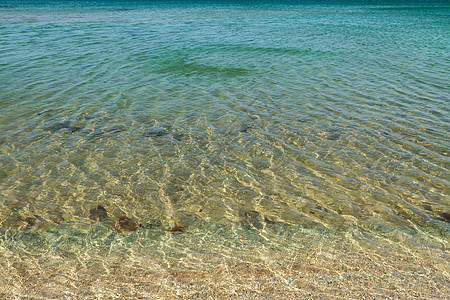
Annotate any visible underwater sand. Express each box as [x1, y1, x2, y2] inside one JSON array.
[[0, 1, 449, 298]]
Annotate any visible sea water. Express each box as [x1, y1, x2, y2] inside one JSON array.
[[0, 0, 449, 296]]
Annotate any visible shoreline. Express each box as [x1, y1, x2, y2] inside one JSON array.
[[2, 244, 448, 299]]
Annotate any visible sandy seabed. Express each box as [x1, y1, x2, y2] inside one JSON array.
[[1, 245, 448, 299]]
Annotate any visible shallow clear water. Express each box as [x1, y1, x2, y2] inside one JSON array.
[[0, 0, 449, 292]]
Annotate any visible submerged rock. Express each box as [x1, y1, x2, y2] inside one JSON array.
[[24, 216, 36, 227], [1, 214, 46, 230], [44, 121, 82, 133], [326, 128, 341, 141], [104, 126, 125, 134], [422, 205, 433, 212], [242, 210, 260, 219], [240, 210, 263, 229], [239, 124, 253, 133], [437, 212, 450, 223], [89, 205, 109, 221], [87, 131, 105, 140], [165, 224, 185, 234], [44, 121, 71, 131], [172, 133, 185, 141], [315, 205, 329, 213], [115, 216, 138, 232], [143, 128, 169, 138], [112, 8, 131, 12], [76, 114, 96, 121], [23, 215, 45, 230], [142, 124, 186, 141], [298, 118, 312, 123], [67, 126, 83, 133], [263, 216, 277, 225], [37, 109, 54, 116]]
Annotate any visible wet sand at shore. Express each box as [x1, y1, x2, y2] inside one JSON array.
[[2, 244, 448, 299]]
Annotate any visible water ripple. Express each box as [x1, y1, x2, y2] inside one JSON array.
[[0, 3, 449, 289]]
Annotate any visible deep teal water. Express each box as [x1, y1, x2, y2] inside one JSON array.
[[0, 0, 449, 280]]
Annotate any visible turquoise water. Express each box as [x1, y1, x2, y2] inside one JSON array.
[[0, 0, 449, 292]]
